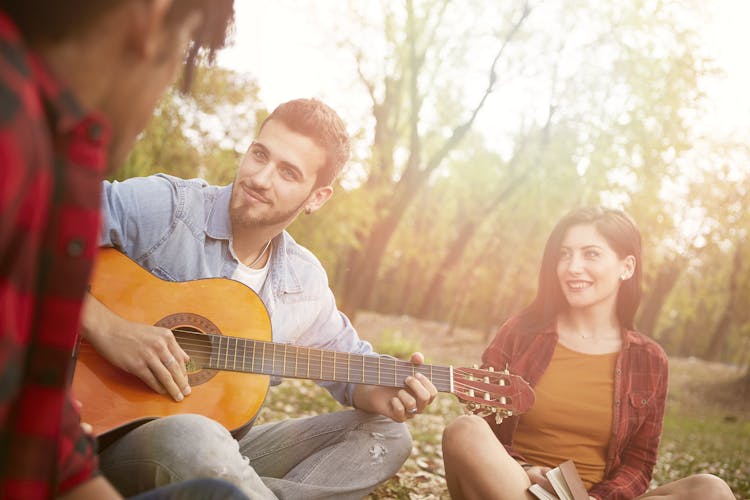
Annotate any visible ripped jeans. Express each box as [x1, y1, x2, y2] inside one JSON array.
[[99, 410, 412, 500]]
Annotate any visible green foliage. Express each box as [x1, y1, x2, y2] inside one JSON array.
[[373, 329, 423, 360], [111, 65, 262, 182]]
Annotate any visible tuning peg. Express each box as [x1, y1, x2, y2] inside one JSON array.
[[488, 366, 495, 372], [469, 389, 475, 398], [495, 414, 505, 425]]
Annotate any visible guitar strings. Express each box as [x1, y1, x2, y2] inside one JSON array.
[[77, 327, 515, 391], [76, 342, 518, 399]]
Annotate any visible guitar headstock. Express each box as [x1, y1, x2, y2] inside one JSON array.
[[452, 365, 534, 424]]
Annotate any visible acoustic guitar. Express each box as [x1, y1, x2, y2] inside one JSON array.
[[73, 248, 534, 440]]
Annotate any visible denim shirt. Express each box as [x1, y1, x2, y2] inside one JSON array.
[[100, 173, 374, 406]]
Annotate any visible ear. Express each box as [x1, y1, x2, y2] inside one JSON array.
[[125, 0, 173, 59], [620, 255, 636, 280], [304, 186, 334, 214]]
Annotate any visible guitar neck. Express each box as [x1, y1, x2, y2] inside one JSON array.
[[199, 333, 454, 393]]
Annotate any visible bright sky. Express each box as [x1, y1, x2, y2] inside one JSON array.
[[217, 0, 750, 140]]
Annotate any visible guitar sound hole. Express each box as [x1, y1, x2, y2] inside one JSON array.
[[155, 313, 221, 387]]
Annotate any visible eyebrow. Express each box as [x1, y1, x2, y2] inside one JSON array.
[[560, 244, 603, 250], [251, 141, 305, 180]]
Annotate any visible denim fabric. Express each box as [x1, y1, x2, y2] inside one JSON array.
[[130, 478, 249, 500], [100, 174, 374, 405], [102, 412, 411, 500]]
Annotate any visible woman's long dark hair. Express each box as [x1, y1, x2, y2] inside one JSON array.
[[517, 206, 643, 333]]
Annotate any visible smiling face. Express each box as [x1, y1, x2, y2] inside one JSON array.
[[556, 223, 635, 314], [230, 119, 333, 232]]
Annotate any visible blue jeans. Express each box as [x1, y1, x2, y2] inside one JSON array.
[[131, 479, 247, 499], [100, 410, 412, 500]]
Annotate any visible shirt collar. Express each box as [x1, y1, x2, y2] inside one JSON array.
[[206, 184, 234, 240]]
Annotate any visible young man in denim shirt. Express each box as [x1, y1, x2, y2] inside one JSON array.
[[81, 98, 437, 499]]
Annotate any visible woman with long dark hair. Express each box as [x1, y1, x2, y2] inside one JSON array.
[[442, 207, 733, 500]]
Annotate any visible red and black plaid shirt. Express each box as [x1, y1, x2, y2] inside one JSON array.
[[482, 315, 669, 500], [0, 11, 109, 499]]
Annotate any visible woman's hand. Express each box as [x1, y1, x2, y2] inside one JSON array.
[[525, 465, 554, 493]]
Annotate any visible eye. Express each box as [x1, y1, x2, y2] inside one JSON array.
[[585, 249, 600, 259], [558, 248, 571, 260], [251, 148, 267, 161], [280, 166, 300, 182]]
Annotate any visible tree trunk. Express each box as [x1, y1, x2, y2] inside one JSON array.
[[704, 244, 742, 361], [636, 259, 683, 337]]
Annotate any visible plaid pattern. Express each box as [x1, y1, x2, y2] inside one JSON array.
[[482, 315, 669, 500], [0, 12, 108, 499]]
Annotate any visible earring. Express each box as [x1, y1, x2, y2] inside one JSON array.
[[620, 272, 628, 281], [304, 207, 312, 215]]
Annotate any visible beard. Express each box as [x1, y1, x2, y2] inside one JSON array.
[[229, 186, 307, 230]]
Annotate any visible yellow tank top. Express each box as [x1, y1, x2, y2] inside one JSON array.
[[512, 342, 618, 488]]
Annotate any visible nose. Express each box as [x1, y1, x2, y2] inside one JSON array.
[[250, 161, 274, 189], [566, 252, 584, 274]]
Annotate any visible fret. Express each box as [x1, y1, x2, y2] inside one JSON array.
[[223, 336, 229, 369], [377, 356, 381, 385], [347, 353, 350, 382], [242, 338, 247, 372], [319, 348, 323, 380], [216, 335, 223, 369], [261, 342, 266, 375], [232, 336, 238, 371], [393, 358, 397, 387], [361, 355, 365, 383], [294, 345, 299, 378], [306, 346, 311, 379], [251, 339, 256, 373], [333, 351, 336, 381], [271, 344, 276, 373], [283, 344, 288, 377]]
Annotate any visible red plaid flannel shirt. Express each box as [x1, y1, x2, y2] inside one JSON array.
[[0, 11, 109, 499], [482, 315, 669, 500]]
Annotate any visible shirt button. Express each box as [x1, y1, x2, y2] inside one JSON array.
[[616, 368, 622, 375], [88, 122, 103, 141], [615, 400, 620, 406], [641, 399, 647, 405], [67, 238, 85, 257]]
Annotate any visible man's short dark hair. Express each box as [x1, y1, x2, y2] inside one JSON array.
[[260, 98, 351, 187]]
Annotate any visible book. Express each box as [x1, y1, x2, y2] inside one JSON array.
[[527, 460, 588, 500]]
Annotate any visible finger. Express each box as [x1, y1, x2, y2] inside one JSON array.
[[158, 330, 191, 395], [403, 376, 430, 412], [390, 396, 408, 422], [410, 352, 425, 364], [163, 352, 191, 396], [397, 388, 418, 417], [149, 359, 185, 402], [415, 372, 438, 402], [135, 365, 167, 396], [162, 329, 190, 372]]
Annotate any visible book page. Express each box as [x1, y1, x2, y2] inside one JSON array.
[[546, 466, 574, 500], [528, 483, 559, 500]]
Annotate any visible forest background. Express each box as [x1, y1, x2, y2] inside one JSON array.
[[113, 0, 749, 496], [119, 0, 750, 376]]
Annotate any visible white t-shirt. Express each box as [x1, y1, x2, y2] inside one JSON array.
[[230, 257, 271, 293]]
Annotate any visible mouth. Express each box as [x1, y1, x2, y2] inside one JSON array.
[[565, 280, 592, 291], [240, 183, 271, 204]]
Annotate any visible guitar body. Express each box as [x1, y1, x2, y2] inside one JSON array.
[[73, 248, 272, 438]]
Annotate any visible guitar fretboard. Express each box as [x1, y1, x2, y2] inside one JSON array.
[[194, 333, 454, 393]]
